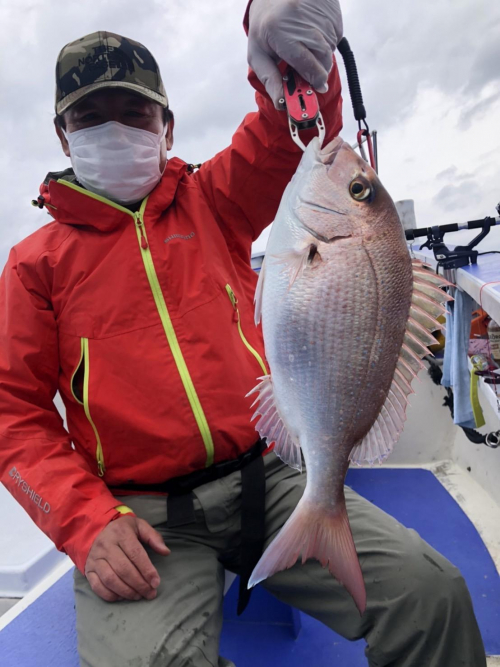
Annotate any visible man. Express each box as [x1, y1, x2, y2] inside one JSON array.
[[0, 1, 487, 666]]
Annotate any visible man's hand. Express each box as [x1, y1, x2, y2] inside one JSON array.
[[248, 0, 343, 108], [84, 515, 170, 602]]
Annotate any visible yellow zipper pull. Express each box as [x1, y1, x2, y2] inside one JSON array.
[[135, 212, 149, 250], [225, 284, 237, 309], [225, 285, 240, 321], [225, 284, 268, 375]]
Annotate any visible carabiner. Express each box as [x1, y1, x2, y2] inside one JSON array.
[[485, 431, 500, 448], [357, 120, 376, 171]]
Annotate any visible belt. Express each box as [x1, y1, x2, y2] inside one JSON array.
[[109, 438, 267, 614]]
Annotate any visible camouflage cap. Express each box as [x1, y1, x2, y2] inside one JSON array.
[[55, 31, 168, 115]]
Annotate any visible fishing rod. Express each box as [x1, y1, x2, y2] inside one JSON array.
[[405, 206, 500, 270], [409, 207, 500, 446]]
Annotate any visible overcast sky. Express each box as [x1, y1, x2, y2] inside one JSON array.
[[1, 0, 500, 268]]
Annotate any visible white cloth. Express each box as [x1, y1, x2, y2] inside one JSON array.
[[248, 0, 343, 106]]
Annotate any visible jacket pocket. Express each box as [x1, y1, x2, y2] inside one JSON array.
[[225, 284, 268, 376], [71, 337, 106, 477]]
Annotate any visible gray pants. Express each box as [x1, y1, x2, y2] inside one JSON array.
[[74, 455, 486, 667]]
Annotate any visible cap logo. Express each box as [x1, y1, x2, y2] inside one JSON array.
[[78, 45, 133, 73]]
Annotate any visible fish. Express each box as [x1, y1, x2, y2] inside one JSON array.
[[247, 136, 452, 614]]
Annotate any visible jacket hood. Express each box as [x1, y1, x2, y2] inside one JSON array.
[[32, 168, 75, 211], [33, 159, 190, 232]]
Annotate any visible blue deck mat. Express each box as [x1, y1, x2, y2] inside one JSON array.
[[1, 468, 498, 666]]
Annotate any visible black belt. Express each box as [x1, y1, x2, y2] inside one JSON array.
[[109, 438, 267, 614]]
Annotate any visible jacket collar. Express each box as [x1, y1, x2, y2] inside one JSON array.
[[39, 157, 188, 232]]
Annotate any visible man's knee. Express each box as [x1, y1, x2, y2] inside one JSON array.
[[399, 545, 470, 625]]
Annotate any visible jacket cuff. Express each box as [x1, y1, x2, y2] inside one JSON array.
[[64, 497, 128, 574], [111, 505, 136, 520]]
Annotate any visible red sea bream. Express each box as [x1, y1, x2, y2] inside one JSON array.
[[247, 136, 452, 613]]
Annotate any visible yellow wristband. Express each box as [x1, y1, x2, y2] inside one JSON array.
[[115, 505, 134, 515]]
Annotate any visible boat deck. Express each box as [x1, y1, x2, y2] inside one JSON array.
[[1, 466, 499, 666]]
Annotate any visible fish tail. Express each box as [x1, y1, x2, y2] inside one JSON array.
[[248, 496, 366, 614]]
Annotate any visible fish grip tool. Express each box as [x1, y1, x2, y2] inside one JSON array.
[[280, 67, 325, 152], [280, 39, 378, 170]]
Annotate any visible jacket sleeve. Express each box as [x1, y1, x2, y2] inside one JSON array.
[[193, 60, 343, 251], [0, 248, 123, 574]]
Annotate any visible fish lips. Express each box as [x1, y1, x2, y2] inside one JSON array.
[[325, 139, 373, 180], [318, 136, 345, 166]]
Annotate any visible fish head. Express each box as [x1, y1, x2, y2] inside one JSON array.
[[294, 137, 402, 248]]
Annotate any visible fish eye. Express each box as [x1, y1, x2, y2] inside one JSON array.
[[349, 178, 371, 201]]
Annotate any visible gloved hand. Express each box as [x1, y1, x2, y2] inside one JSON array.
[[248, 0, 343, 108]]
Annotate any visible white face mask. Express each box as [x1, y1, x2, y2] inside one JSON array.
[[63, 121, 168, 205]]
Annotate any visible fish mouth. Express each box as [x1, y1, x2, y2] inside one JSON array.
[[319, 136, 345, 165]]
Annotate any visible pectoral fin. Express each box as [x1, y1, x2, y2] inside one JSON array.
[[269, 243, 319, 290]]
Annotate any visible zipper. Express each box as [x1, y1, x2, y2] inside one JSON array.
[[57, 179, 215, 467], [71, 337, 105, 477], [82, 338, 106, 477], [70, 338, 85, 406], [225, 284, 268, 376], [133, 200, 215, 466]]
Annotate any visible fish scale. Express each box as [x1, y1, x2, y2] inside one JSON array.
[[247, 136, 452, 614]]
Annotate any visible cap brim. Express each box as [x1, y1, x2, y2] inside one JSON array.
[[56, 80, 168, 115]]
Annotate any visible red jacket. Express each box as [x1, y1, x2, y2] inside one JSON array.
[[0, 66, 342, 573]]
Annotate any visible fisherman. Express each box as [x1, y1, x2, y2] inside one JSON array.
[[0, 1, 487, 665]]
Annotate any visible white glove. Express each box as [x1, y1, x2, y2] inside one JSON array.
[[248, 0, 343, 108]]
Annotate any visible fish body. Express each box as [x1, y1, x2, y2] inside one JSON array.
[[248, 137, 451, 613]]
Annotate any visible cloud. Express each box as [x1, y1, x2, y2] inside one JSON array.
[[436, 166, 458, 181], [436, 165, 476, 182], [458, 88, 500, 130], [339, 0, 500, 137], [432, 178, 482, 212], [1, 0, 500, 270], [465, 38, 500, 95]]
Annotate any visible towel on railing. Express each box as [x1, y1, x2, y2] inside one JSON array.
[[441, 289, 476, 428]]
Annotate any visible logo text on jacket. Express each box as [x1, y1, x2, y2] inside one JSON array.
[[8, 466, 51, 514], [164, 232, 195, 244]]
